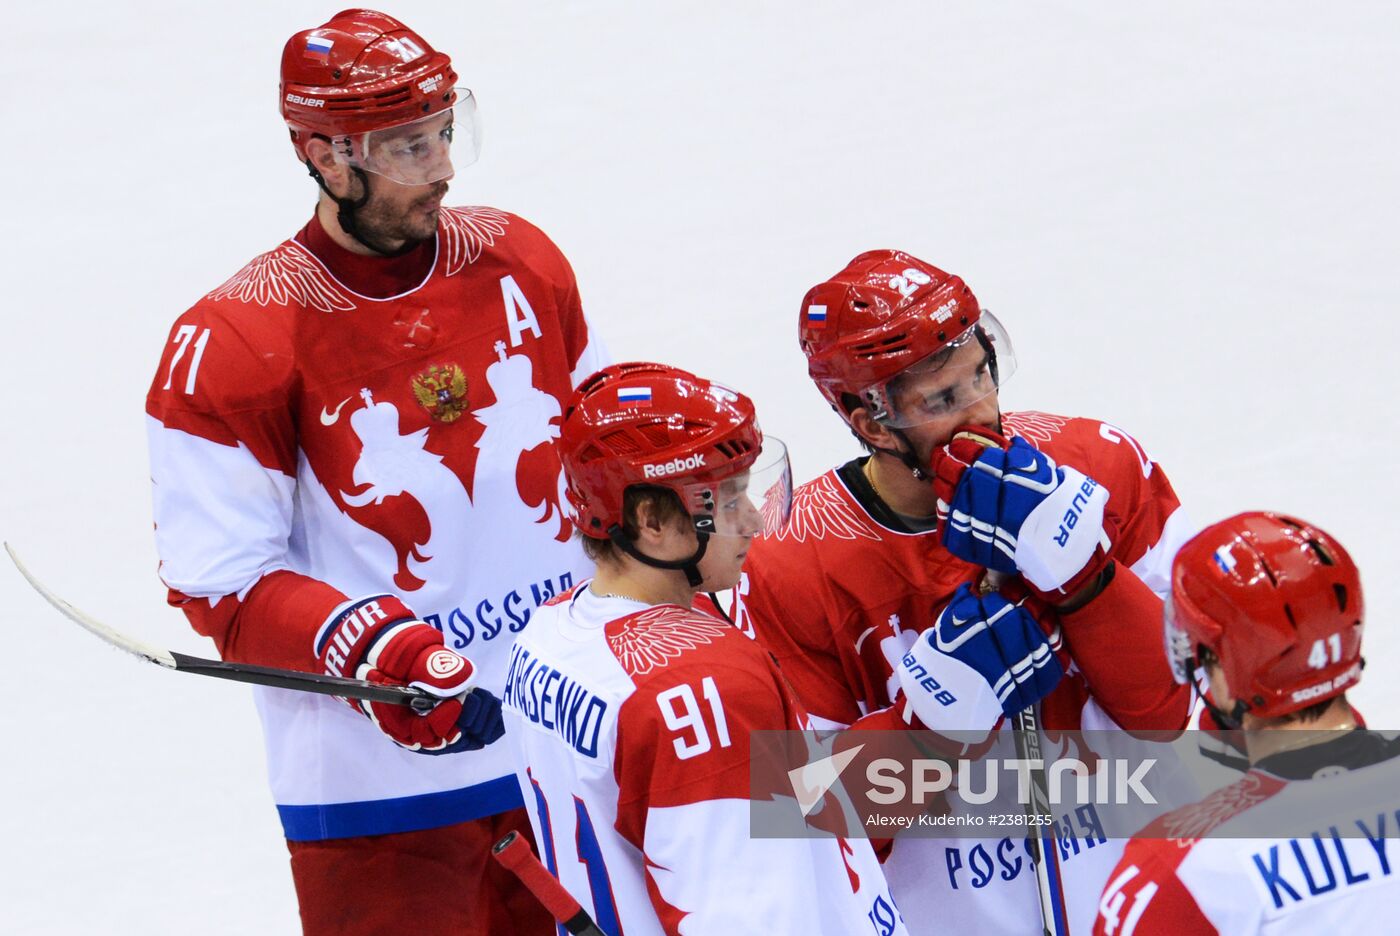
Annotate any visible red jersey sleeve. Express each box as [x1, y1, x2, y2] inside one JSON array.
[[1094, 842, 1218, 936], [1010, 414, 1193, 730], [610, 649, 858, 934], [145, 291, 353, 671], [1011, 413, 1189, 597]]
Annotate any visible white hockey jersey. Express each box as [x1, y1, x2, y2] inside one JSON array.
[[503, 584, 907, 935], [1094, 730, 1400, 935], [146, 209, 606, 840]]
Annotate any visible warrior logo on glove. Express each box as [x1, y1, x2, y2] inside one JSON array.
[[426, 649, 467, 679], [314, 594, 505, 754]]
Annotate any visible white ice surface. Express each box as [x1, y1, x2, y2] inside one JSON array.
[[2, 2, 1397, 932]]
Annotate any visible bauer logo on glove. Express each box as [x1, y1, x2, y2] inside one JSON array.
[[933, 427, 1113, 599]]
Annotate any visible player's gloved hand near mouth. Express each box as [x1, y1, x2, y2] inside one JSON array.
[[896, 582, 1064, 738], [314, 595, 505, 753], [931, 424, 1114, 604]]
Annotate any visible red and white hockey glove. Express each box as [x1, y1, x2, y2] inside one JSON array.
[[314, 596, 504, 754], [931, 425, 1114, 604]]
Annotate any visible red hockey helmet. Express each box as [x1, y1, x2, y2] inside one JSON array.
[[280, 10, 477, 182], [561, 362, 792, 544], [1166, 512, 1364, 720], [800, 250, 1017, 428]]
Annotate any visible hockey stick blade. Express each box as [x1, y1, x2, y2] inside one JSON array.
[[5, 543, 436, 711]]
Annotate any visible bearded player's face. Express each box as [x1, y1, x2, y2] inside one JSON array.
[[884, 347, 1003, 465], [351, 173, 450, 250]]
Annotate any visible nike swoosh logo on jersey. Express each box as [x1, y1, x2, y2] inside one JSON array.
[[320, 397, 352, 426]]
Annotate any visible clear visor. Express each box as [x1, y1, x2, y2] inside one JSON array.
[[339, 89, 482, 186], [866, 310, 1018, 429], [681, 437, 793, 540]]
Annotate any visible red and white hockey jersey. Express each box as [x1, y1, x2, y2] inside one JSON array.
[[735, 412, 1194, 934], [1094, 732, 1400, 936], [146, 208, 606, 840], [503, 585, 907, 935]]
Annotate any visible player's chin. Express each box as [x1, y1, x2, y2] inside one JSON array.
[[702, 567, 744, 593], [401, 210, 440, 240]]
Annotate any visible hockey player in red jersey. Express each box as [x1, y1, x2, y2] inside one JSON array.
[[1095, 511, 1394, 935], [145, 11, 607, 934], [503, 363, 907, 935], [734, 249, 1195, 933]]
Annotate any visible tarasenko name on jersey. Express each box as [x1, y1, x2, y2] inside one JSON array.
[[504, 642, 608, 758]]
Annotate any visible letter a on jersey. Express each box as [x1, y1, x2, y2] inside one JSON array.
[[501, 275, 542, 347]]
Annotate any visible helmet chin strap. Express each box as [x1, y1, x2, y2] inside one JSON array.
[[606, 524, 710, 588], [1192, 660, 1249, 730], [305, 161, 426, 257], [880, 428, 930, 480]]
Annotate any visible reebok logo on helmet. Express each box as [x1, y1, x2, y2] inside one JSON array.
[[644, 453, 708, 479]]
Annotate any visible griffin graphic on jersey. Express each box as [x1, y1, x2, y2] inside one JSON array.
[[145, 10, 608, 934]]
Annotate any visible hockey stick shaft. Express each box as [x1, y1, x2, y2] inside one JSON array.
[[980, 568, 1069, 936], [166, 651, 437, 709], [6, 543, 437, 712], [493, 831, 606, 936], [1014, 704, 1070, 936]]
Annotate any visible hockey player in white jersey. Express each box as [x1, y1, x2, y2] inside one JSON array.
[[502, 362, 907, 935], [1095, 511, 1397, 935]]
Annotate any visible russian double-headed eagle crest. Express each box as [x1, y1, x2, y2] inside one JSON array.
[[412, 363, 470, 423]]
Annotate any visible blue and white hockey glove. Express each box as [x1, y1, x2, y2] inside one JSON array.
[[933, 429, 1112, 600], [896, 583, 1064, 736]]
